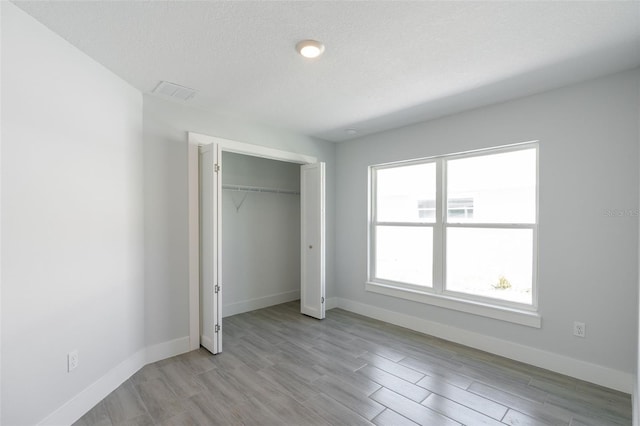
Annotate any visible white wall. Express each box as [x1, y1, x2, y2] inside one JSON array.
[[143, 95, 336, 347], [1, 3, 144, 425], [636, 76, 640, 423], [221, 152, 301, 316], [336, 68, 640, 389]]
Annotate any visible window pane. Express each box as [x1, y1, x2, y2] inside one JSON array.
[[446, 228, 533, 304], [377, 163, 436, 223], [376, 226, 433, 287], [447, 149, 536, 223]]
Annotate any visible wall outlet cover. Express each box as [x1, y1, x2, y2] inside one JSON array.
[[68, 350, 79, 372]]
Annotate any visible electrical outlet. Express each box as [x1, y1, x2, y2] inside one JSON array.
[[68, 350, 79, 372], [573, 321, 586, 338]]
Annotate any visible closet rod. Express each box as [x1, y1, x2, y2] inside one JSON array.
[[222, 184, 300, 195]]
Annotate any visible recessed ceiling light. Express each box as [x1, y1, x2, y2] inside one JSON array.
[[345, 128, 358, 136], [296, 40, 325, 59]]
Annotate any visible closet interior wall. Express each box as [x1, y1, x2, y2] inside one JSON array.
[[221, 152, 301, 317]]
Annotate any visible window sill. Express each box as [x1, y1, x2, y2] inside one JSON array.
[[365, 281, 541, 328]]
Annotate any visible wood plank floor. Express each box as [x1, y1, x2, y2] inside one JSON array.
[[74, 301, 631, 426]]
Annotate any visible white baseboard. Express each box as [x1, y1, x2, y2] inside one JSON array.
[[146, 336, 191, 365], [325, 296, 339, 310], [38, 337, 191, 426], [633, 377, 639, 426], [38, 349, 146, 426], [222, 290, 300, 317], [334, 297, 633, 394]]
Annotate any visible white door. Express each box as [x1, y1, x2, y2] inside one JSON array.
[[199, 144, 222, 354], [301, 162, 326, 319]]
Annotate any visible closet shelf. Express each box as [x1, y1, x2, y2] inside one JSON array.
[[222, 184, 300, 195]]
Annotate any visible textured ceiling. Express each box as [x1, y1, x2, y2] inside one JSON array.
[[12, 1, 640, 142]]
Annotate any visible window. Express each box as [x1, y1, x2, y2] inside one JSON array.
[[369, 144, 538, 316], [374, 162, 436, 287]]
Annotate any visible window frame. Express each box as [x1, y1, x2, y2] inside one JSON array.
[[367, 142, 540, 327], [370, 158, 439, 291]]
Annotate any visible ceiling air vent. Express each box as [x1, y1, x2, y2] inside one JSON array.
[[152, 81, 196, 101]]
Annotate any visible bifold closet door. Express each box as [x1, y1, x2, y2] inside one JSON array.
[[301, 162, 326, 319], [200, 144, 222, 354]]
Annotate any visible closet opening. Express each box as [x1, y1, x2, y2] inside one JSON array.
[[191, 132, 326, 355], [221, 152, 302, 318]]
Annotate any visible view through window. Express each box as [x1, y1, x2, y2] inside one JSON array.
[[370, 144, 537, 308]]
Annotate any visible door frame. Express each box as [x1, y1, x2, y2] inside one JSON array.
[[187, 132, 318, 350]]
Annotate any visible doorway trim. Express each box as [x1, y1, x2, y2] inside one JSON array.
[[187, 132, 318, 350]]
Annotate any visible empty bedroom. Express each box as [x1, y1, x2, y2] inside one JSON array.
[[2, 1, 640, 425]]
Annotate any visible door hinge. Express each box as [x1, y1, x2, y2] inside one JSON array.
[[215, 324, 221, 333], [214, 284, 220, 294], [321, 297, 325, 303], [214, 164, 220, 173]]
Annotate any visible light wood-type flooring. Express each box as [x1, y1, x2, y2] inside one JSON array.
[[74, 301, 631, 425]]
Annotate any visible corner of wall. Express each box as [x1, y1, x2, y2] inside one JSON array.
[[37, 350, 146, 426], [37, 338, 191, 425]]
